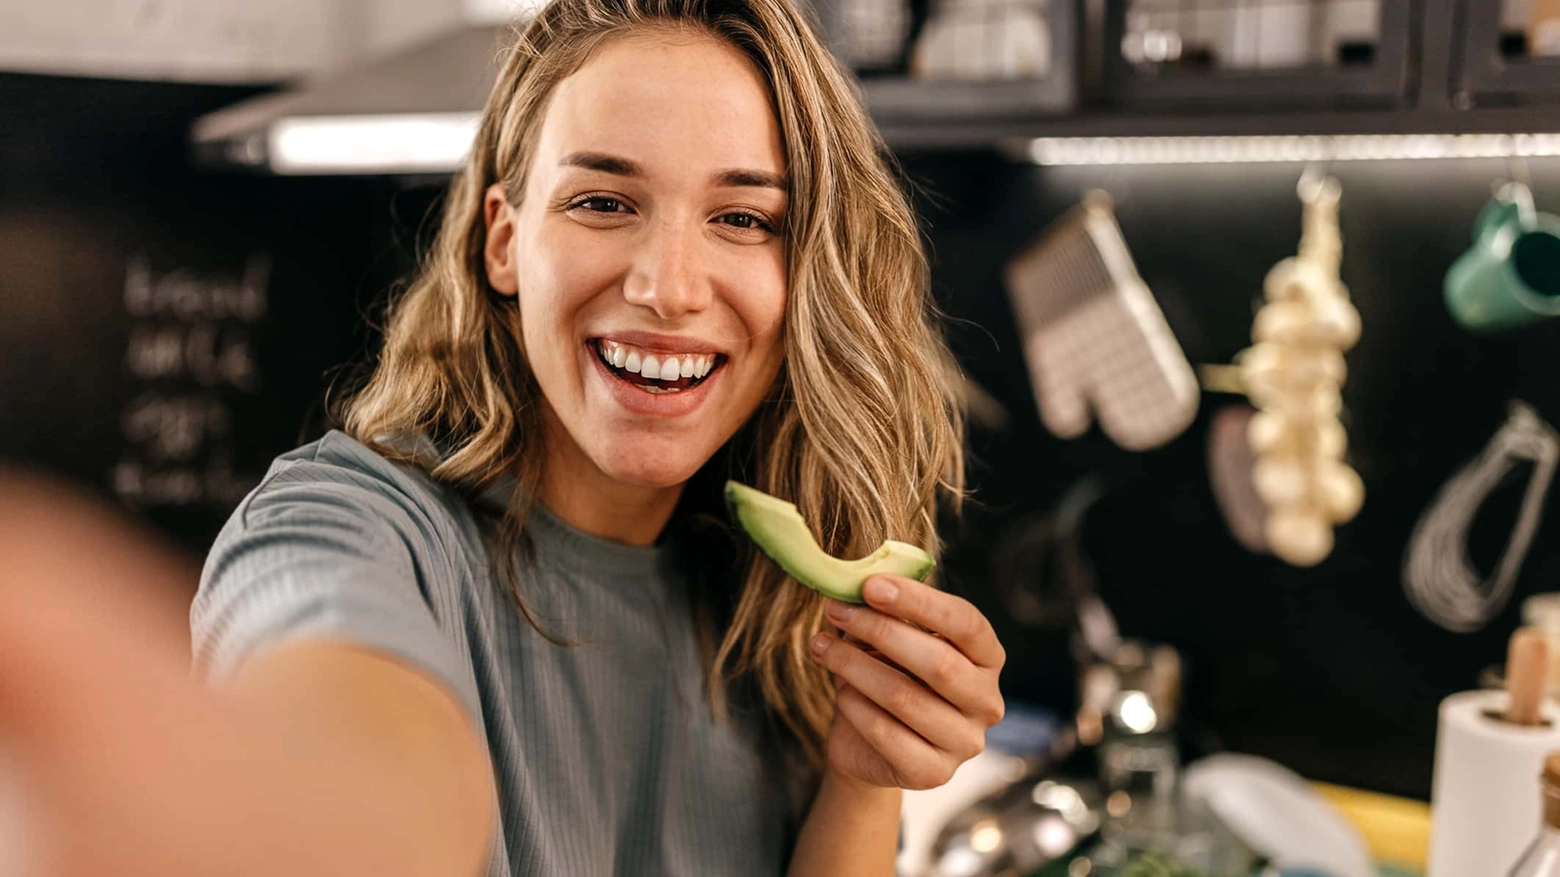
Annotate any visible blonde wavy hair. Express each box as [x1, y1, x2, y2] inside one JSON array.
[[340, 0, 964, 766]]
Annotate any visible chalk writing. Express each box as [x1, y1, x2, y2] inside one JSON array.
[[115, 252, 270, 510], [123, 253, 269, 322], [125, 323, 258, 391], [120, 392, 230, 462]]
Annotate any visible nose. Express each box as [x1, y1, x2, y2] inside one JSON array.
[[621, 217, 712, 320]]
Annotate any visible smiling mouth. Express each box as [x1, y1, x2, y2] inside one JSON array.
[[592, 339, 725, 394]]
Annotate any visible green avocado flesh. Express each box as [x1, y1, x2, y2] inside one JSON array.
[[723, 481, 935, 604]]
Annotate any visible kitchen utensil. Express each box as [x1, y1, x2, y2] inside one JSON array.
[[900, 748, 1035, 877], [1523, 593, 1560, 695], [990, 477, 1119, 668], [928, 773, 1102, 877], [1004, 192, 1199, 451], [1208, 404, 1268, 554], [1181, 754, 1373, 877], [901, 705, 1071, 877], [1403, 401, 1558, 633], [1446, 182, 1560, 333]]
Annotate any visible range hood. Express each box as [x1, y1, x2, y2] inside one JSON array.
[[192, 22, 510, 176]]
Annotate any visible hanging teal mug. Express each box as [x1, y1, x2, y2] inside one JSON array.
[[1445, 183, 1560, 333]]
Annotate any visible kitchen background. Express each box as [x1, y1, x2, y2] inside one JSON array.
[[5, 0, 1560, 818]]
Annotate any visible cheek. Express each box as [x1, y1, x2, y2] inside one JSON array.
[[515, 225, 621, 351], [740, 254, 788, 371]]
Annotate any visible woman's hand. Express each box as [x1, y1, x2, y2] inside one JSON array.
[[809, 575, 1006, 791]]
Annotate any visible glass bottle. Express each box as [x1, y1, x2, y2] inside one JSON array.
[[1510, 753, 1560, 876]]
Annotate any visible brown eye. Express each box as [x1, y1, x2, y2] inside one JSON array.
[[719, 212, 775, 233], [578, 197, 625, 213]]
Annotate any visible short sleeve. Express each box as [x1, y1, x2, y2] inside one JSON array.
[[190, 450, 483, 722]]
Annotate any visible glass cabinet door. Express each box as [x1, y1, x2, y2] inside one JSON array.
[[809, 0, 1079, 130], [1454, 0, 1560, 106], [1105, 0, 1414, 108]]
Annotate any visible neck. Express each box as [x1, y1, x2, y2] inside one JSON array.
[[537, 417, 684, 547]]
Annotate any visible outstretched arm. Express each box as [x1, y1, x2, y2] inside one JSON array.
[[0, 471, 495, 877]]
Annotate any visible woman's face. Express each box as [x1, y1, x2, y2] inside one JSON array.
[[486, 30, 788, 491]]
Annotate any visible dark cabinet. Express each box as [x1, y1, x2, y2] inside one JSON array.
[[1102, 0, 1416, 109], [1452, 0, 1560, 106], [809, 0, 1560, 147], [809, 0, 1080, 134]]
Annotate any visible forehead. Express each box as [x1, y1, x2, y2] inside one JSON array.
[[531, 30, 786, 182]]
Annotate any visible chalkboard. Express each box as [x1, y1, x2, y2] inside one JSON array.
[[0, 72, 414, 550]]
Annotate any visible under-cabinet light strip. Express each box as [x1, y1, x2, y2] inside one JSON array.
[[1027, 134, 1560, 166], [267, 113, 482, 175], [263, 118, 1560, 174]]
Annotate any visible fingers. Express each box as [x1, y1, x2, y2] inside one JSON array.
[[823, 599, 1005, 727], [832, 684, 961, 791], [860, 576, 1006, 670], [810, 631, 983, 761]]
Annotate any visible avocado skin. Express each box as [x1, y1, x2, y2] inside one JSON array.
[[723, 480, 934, 603]]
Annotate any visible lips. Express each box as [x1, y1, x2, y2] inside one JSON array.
[[585, 334, 727, 416], [588, 333, 727, 395], [593, 339, 722, 391]]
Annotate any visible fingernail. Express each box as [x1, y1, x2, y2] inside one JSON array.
[[825, 602, 856, 625], [865, 577, 899, 605], [810, 633, 832, 655]]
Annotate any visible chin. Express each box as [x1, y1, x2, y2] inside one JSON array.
[[590, 440, 710, 490]]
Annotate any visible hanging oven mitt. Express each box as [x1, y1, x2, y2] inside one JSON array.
[[1004, 193, 1199, 451]]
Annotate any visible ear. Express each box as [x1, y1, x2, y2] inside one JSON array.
[[483, 183, 520, 296]]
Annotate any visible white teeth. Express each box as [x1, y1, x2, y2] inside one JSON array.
[[598, 341, 717, 383]]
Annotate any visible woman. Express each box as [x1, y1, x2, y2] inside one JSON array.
[[2, 0, 1005, 874]]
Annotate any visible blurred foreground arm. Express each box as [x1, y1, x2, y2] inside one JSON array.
[[0, 470, 495, 877]]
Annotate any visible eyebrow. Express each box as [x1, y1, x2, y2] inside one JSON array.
[[560, 151, 787, 192]]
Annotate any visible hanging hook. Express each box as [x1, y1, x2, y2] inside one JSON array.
[[1505, 138, 1533, 191], [1298, 163, 1341, 206]]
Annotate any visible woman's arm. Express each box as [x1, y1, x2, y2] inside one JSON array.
[[786, 762, 901, 877], [790, 575, 1007, 877], [224, 641, 499, 875], [0, 474, 495, 877], [786, 755, 898, 867]]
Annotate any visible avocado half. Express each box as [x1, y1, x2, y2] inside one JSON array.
[[724, 481, 935, 604]]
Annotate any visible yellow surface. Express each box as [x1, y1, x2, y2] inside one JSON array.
[[1314, 782, 1431, 871]]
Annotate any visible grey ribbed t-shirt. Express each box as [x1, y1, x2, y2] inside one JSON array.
[[191, 430, 799, 876]]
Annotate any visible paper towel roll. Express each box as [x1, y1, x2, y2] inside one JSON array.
[[1428, 689, 1560, 877]]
